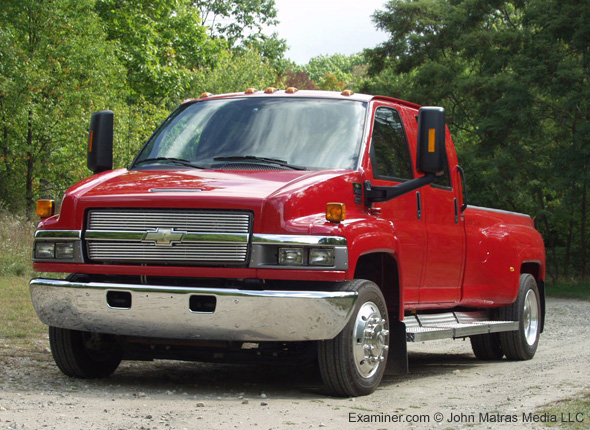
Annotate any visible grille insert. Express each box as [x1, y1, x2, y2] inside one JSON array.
[[86, 210, 252, 266]]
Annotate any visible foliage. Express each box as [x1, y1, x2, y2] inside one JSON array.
[[546, 281, 590, 301], [365, 0, 590, 280], [0, 0, 285, 215], [96, 0, 219, 105], [279, 53, 370, 92], [0, 210, 35, 277], [0, 0, 125, 216], [194, 0, 287, 63], [190, 49, 277, 95]]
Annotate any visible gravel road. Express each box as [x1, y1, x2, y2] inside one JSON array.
[[1, 297, 588, 430]]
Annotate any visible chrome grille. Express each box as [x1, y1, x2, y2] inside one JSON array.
[[88, 211, 250, 233], [86, 210, 252, 265]]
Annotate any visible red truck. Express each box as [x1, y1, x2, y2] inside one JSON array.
[[31, 89, 545, 396]]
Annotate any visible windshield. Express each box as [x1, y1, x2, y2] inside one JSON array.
[[133, 97, 367, 170]]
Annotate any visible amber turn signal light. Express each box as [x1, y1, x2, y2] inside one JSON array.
[[37, 199, 55, 218], [326, 203, 346, 223]]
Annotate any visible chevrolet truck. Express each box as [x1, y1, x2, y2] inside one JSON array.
[[30, 89, 546, 397]]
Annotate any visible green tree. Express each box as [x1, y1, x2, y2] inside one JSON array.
[[365, 0, 590, 279], [189, 49, 277, 95], [0, 0, 125, 217], [305, 53, 368, 90], [195, 0, 287, 62], [96, 0, 219, 105]]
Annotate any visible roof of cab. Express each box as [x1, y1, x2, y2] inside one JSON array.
[[181, 89, 421, 110]]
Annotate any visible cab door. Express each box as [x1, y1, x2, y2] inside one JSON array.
[[419, 129, 466, 303], [368, 105, 426, 304]]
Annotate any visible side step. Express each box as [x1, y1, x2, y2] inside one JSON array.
[[404, 311, 519, 342]]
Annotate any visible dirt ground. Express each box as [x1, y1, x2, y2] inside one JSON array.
[[1, 297, 588, 430]]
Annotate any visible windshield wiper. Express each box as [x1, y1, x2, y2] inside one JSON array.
[[213, 156, 307, 171], [134, 157, 204, 169]]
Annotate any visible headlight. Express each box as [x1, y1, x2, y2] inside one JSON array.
[[55, 242, 75, 259], [35, 242, 55, 259], [309, 248, 335, 266], [33, 231, 82, 262], [278, 248, 304, 265]]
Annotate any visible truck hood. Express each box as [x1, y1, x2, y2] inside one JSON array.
[[72, 168, 313, 200], [51, 168, 361, 233]]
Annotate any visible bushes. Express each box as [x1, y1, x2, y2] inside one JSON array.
[[0, 210, 35, 277]]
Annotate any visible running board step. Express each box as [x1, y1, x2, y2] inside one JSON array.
[[404, 311, 519, 342]]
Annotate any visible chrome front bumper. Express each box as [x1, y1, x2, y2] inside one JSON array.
[[30, 279, 357, 342]]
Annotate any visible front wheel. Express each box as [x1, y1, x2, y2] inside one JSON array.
[[49, 327, 122, 378], [318, 279, 389, 397]]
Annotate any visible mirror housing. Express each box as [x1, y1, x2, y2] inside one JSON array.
[[416, 106, 446, 175], [87, 110, 113, 174]]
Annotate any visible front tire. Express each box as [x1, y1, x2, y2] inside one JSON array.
[[49, 327, 122, 378], [499, 274, 541, 360], [318, 279, 389, 397]]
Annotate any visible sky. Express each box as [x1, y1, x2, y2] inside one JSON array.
[[272, 0, 390, 65]]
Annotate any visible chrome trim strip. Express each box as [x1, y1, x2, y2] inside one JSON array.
[[252, 234, 347, 246], [30, 278, 358, 342], [34, 230, 82, 239], [85, 230, 249, 243]]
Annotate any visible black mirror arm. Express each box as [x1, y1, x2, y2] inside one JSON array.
[[365, 173, 436, 206]]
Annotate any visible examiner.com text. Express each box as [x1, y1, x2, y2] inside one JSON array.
[[349, 411, 585, 425]]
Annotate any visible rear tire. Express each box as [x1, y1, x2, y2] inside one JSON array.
[[49, 327, 122, 378], [499, 274, 541, 360], [318, 279, 389, 397], [470, 333, 504, 360]]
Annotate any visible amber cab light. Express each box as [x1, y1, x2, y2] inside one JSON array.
[[326, 203, 346, 223], [37, 199, 55, 218], [285, 87, 298, 94], [245, 88, 258, 94], [200, 92, 213, 98], [341, 90, 354, 96]]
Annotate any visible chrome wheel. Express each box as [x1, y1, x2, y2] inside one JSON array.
[[318, 279, 389, 396], [353, 301, 389, 378], [499, 273, 542, 360], [523, 288, 540, 346]]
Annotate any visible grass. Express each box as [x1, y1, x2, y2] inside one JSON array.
[[0, 275, 46, 341], [546, 281, 590, 301], [537, 391, 590, 430], [0, 211, 36, 278]]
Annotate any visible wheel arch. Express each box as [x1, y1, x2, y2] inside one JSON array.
[[353, 251, 401, 320], [353, 251, 408, 375]]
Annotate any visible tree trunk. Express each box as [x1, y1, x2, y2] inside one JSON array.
[[25, 108, 34, 220]]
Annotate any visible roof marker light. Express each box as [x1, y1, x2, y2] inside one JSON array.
[[245, 88, 258, 94], [265, 87, 278, 94], [200, 92, 213, 98], [341, 90, 355, 96], [285, 87, 298, 94]]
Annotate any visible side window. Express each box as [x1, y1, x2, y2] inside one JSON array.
[[371, 107, 413, 181]]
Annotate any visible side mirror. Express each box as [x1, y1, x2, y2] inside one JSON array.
[[87, 110, 113, 174], [416, 106, 446, 175]]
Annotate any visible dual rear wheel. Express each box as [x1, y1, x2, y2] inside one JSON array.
[[470, 273, 542, 361]]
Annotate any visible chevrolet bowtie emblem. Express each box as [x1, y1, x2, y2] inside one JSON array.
[[142, 228, 186, 246]]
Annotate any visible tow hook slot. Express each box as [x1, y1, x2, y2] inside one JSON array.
[[106, 291, 132, 309], [189, 295, 217, 313]]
